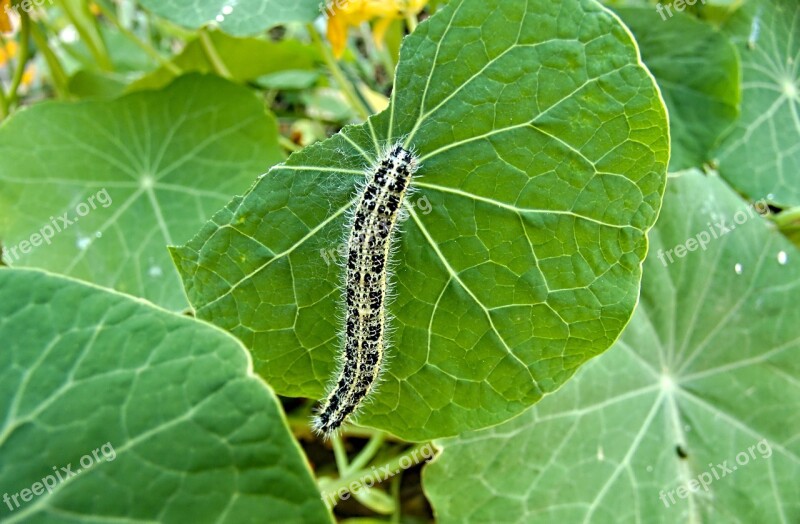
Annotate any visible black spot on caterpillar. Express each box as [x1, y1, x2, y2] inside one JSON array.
[[313, 143, 419, 438]]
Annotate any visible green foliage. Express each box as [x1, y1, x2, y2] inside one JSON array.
[[614, 7, 739, 171], [715, 0, 800, 208], [0, 269, 330, 523], [424, 170, 800, 522], [128, 30, 319, 91], [0, 75, 283, 310], [0, 0, 797, 521], [136, 0, 321, 36]]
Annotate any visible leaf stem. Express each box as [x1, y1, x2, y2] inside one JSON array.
[[389, 472, 402, 523], [28, 21, 70, 98], [0, 84, 8, 121], [331, 434, 349, 473], [320, 441, 434, 500], [405, 12, 418, 33], [772, 206, 800, 228], [198, 28, 232, 79], [56, 0, 113, 70], [8, 11, 31, 109], [278, 135, 301, 153], [0, 31, 9, 117], [94, 1, 181, 75], [306, 23, 371, 121], [348, 431, 386, 472]]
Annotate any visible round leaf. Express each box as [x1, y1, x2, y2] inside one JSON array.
[[424, 171, 800, 522], [0, 269, 331, 523], [0, 74, 283, 310], [136, 0, 321, 36], [715, 0, 800, 207], [614, 7, 740, 172], [172, 0, 669, 440]]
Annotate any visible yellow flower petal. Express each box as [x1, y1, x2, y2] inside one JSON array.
[[408, 0, 427, 14], [327, 11, 350, 59], [371, 17, 394, 51], [0, 39, 18, 65], [0, 0, 14, 34], [21, 63, 36, 87], [325, 0, 429, 58]]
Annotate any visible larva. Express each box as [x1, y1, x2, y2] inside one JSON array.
[[313, 144, 419, 438]]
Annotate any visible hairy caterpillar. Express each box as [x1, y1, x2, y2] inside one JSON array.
[[313, 144, 419, 438]]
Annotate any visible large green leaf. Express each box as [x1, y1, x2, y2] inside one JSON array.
[[0, 74, 283, 311], [614, 7, 739, 171], [715, 0, 800, 207], [0, 269, 331, 523], [172, 0, 669, 440], [128, 31, 319, 92], [424, 170, 800, 523], [136, 0, 321, 36]]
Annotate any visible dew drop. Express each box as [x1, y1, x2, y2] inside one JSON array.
[[216, 14, 225, 22], [95, 231, 102, 238], [646, 465, 653, 473], [778, 251, 788, 265], [734, 263, 743, 275], [76, 236, 91, 250], [148, 266, 163, 278], [222, 5, 234, 15]]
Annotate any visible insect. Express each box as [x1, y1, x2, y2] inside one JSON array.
[[313, 143, 419, 438]]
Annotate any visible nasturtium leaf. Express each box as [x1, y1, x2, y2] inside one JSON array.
[[129, 31, 319, 92], [715, 0, 800, 207], [424, 170, 800, 523], [0, 269, 331, 523], [136, 0, 321, 36], [614, 7, 739, 171], [63, 25, 157, 78], [0, 74, 283, 311], [67, 70, 128, 99], [172, 0, 669, 440]]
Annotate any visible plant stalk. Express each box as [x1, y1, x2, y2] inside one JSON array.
[[306, 23, 371, 121]]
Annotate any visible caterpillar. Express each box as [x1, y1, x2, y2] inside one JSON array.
[[313, 143, 419, 438]]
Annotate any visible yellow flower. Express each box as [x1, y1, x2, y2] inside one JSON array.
[[1, 0, 14, 34], [21, 63, 36, 87], [326, 0, 428, 58], [0, 39, 17, 66]]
